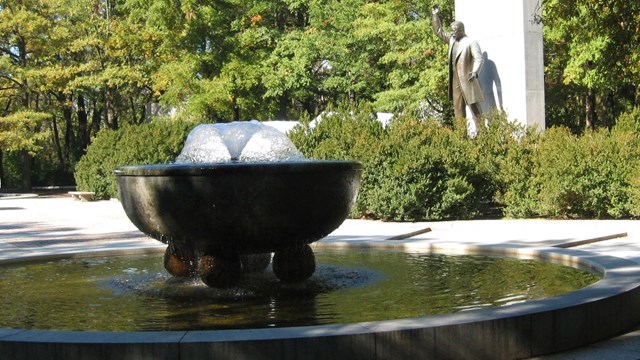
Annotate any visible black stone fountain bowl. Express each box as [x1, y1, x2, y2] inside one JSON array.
[[114, 161, 362, 256]]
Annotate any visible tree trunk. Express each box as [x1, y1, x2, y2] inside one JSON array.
[[276, 92, 289, 119], [51, 115, 64, 164], [138, 98, 146, 124], [232, 96, 240, 122], [105, 89, 118, 129], [77, 95, 89, 153], [63, 96, 74, 162], [585, 88, 596, 130], [20, 150, 32, 191], [91, 100, 103, 137], [234, 106, 240, 122], [0, 149, 4, 189]]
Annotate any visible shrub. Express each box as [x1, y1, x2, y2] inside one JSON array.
[[474, 113, 542, 218], [478, 109, 640, 219], [471, 112, 535, 216], [74, 120, 194, 199], [1, 151, 22, 188], [293, 104, 640, 220], [495, 133, 541, 218], [368, 116, 487, 221], [525, 126, 640, 218], [75, 104, 640, 220], [613, 107, 640, 134], [614, 107, 640, 216], [290, 105, 490, 221], [289, 104, 388, 218]]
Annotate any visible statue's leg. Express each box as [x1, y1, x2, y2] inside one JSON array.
[[469, 103, 483, 131], [452, 77, 467, 119]]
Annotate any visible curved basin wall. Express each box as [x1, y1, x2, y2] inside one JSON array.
[[1, 243, 640, 360]]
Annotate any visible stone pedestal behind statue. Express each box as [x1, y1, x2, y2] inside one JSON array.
[[455, 0, 545, 130]]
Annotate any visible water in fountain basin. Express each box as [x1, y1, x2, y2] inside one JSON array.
[[175, 121, 304, 163], [0, 249, 599, 331]]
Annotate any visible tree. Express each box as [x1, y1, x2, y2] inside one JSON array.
[[0, 0, 65, 189], [544, 0, 640, 131], [362, 0, 450, 120], [261, 0, 449, 118], [127, 0, 243, 121], [0, 0, 158, 188], [0, 111, 50, 189]]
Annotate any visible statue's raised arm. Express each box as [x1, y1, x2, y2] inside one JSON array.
[[431, 5, 450, 44]]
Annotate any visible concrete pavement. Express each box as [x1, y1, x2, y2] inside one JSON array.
[[1, 195, 640, 359]]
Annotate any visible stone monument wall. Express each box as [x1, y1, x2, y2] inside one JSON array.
[[455, 0, 545, 130]]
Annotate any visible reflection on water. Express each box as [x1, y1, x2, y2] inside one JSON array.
[[0, 249, 599, 331]]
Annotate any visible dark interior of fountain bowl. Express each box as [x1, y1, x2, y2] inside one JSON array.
[[0, 247, 599, 332]]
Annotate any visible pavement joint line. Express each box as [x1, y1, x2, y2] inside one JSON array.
[[553, 232, 629, 249]]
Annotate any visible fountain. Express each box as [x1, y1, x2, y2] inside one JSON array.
[[114, 121, 362, 287], [2, 237, 640, 359], [3, 121, 640, 359]]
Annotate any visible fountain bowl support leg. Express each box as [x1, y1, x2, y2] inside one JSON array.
[[241, 253, 272, 273], [198, 254, 243, 288], [164, 245, 197, 278], [272, 244, 316, 283]]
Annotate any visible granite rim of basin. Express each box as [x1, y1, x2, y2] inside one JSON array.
[[1, 241, 640, 360]]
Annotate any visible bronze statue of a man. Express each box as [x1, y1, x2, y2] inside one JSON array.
[[432, 5, 484, 129]]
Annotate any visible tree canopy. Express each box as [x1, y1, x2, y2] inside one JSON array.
[[0, 0, 638, 188], [544, 0, 640, 130]]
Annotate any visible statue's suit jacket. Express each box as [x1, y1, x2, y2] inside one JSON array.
[[432, 15, 485, 105]]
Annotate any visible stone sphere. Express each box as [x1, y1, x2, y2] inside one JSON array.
[[272, 244, 316, 282], [198, 255, 243, 288], [240, 253, 272, 273], [163, 246, 197, 278]]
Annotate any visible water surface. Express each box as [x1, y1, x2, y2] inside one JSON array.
[[0, 248, 599, 331]]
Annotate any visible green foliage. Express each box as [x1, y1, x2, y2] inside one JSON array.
[[292, 105, 640, 220], [497, 116, 640, 219], [2, 0, 640, 211], [532, 128, 638, 218], [613, 107, 640, 134], [494, 136, 541, 218], [1, 151, 22, 188], [0, 111, 51, 155], [544, 0, 640, 130], [74, 120, 194, 199], [364, 117, 485, 221], [291, 104, 489, 221], [473, 113, 542, 218], [615, 108, 640, 216]]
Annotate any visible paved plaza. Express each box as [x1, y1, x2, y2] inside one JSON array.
[[2, 195, 640, 359]]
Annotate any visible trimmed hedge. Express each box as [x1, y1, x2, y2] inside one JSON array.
[[290, 107, 491, 221], [291, 105, 640, 221], [498, 108, 640, 218], [75, 106, 640, 220], [74, 120, 194, 199]]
